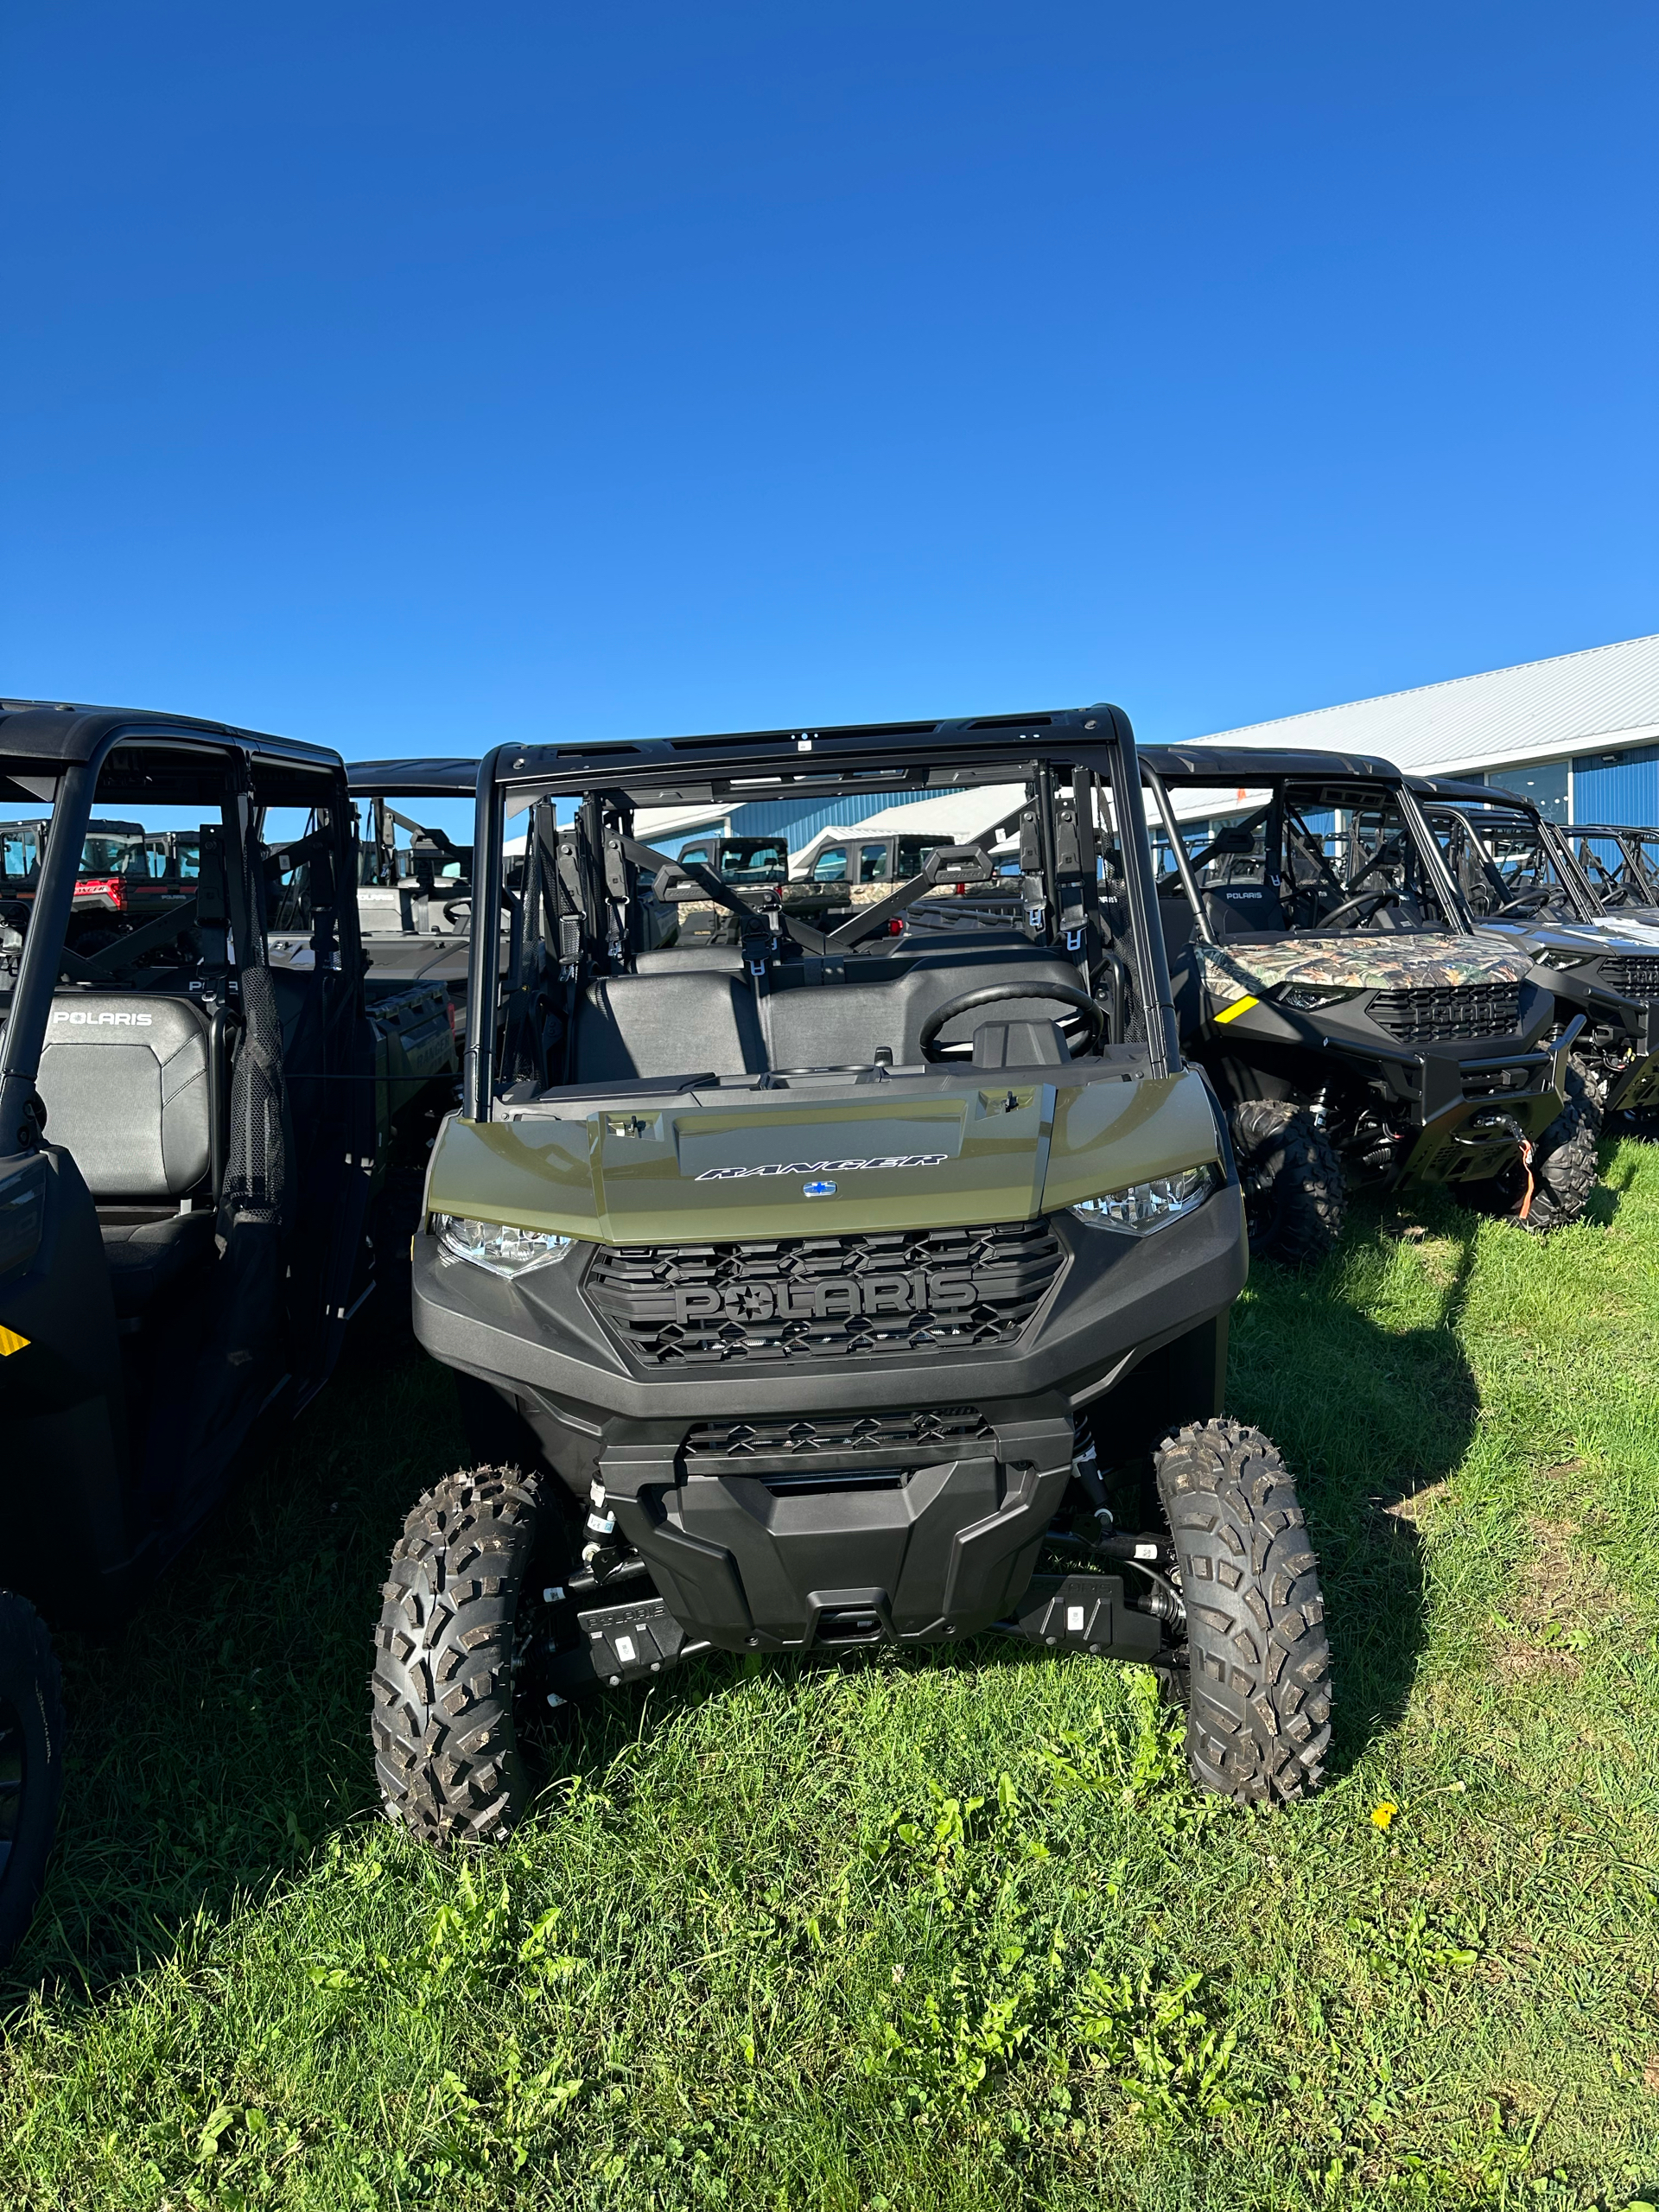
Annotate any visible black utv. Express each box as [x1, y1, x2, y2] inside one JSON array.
[[372, 707, 1334, 1845], [1415, 779, 1659, 1125], [1136, 746, 1596, 1265], [0, 701, 452, 1962]]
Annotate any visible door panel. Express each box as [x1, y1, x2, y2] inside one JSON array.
[[0, 1147, 137, 1619]]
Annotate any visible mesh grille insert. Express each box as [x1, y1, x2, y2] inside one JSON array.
[[585, 1224, 1063, 1365], [684, 1407, 993, 1456], [1367, 982, 1522, 1044], [1599, 956, 1659, 997]]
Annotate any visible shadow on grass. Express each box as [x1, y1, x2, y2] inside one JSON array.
[[1226, 1196, 1483, 1782], [1592, 1139, 1643, 1211], [6, 1336, 474, 2010]]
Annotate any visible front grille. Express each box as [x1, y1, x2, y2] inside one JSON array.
[[585, 1223, 1064, 1365], [1598, 956, 1659, 998], [685, 1407, 993, 1456], [1368, 982, 1522, 1043]]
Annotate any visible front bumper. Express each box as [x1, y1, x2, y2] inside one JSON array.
[[412, 1181, 1244, 1430], [1193, 976, 1575, 1187], [1610, 1050, 1659, 1114], [1395, 1014, 1582, 1181], [412, 1183, 1245, 1650]]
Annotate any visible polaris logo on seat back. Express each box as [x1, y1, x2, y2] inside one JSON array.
[[50, 1009, 153, 1027], [694, 1154, 946, 1182]]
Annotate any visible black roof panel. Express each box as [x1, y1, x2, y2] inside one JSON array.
[[0, 700, 339, 771], [1141, 742, 1403, 783], [347, 757, 481, 797], [486, 706, 1127, 795], [1411, 774, 1537, 808]]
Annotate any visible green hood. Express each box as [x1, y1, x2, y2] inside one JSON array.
[[425, 1071, 1221, 1245]]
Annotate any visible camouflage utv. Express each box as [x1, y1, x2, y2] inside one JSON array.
[[786, 818, 1027, 939], [371, 707, 1335, 1841], [1138, 746, 1596, 1265], [1416, 779, 1659, 1126], [651, 834, 849, 948]]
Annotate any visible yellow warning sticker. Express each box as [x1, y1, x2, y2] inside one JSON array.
[[0, 1325, 29, 1357], [1212, 995, 1259, 1025]]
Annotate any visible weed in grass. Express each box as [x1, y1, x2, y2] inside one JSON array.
[[1071, 1962, 1241, 2125]]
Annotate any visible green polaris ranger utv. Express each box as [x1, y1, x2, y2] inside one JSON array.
[[0, 701, 457, 1963], [372, 707, 1334, 1842], [1136, 745, 1596, 1265]]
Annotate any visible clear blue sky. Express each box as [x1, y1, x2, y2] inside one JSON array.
[[3, 3, 1655, 762]]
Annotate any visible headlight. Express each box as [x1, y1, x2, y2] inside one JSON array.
[[1274, 983, 1363, 1011], [433, 1213, 575, 1279], [1071, 1163, 1220, 1233], [1535, 950, 1593, 971]]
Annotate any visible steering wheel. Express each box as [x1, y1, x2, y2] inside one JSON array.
[[442, 898, 473, 926], [918, 982, 1108, 1063], [1497, 889, 1550, 918], [1310, 889, 1402, 932]]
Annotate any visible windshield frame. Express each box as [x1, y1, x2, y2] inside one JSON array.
[[1141, 767, 1471, 940], [79, 825, 149, 878], [1425, 798, 1599, 925], [463, 709, 1178, 1114]]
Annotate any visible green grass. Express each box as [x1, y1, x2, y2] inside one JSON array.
[[6, 1148, 1659, 2210]]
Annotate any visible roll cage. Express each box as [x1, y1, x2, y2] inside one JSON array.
[[462, 705, 1177, 1117], [1410, 776, 1602, 924], [0, 704, 360, 1153], [1136, 745, 1471, 940], [346, 757, 481, 897], [1563, 822, 1659, 911]]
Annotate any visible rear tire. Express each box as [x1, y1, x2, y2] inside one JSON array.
[[0, 1590, 65, 1966], [372, 1468, 541, 1846], [1155, 1420, 1332, 1806], [1453, 1066, 1599, 1234], [1229, 1101, 1346, 1266]]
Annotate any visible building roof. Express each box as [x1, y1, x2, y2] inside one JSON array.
[[633, 799, 736, 842], [1183, 632, 1659, 779]]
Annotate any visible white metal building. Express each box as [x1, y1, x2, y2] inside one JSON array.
[[1184, 632, 1659, 826]]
